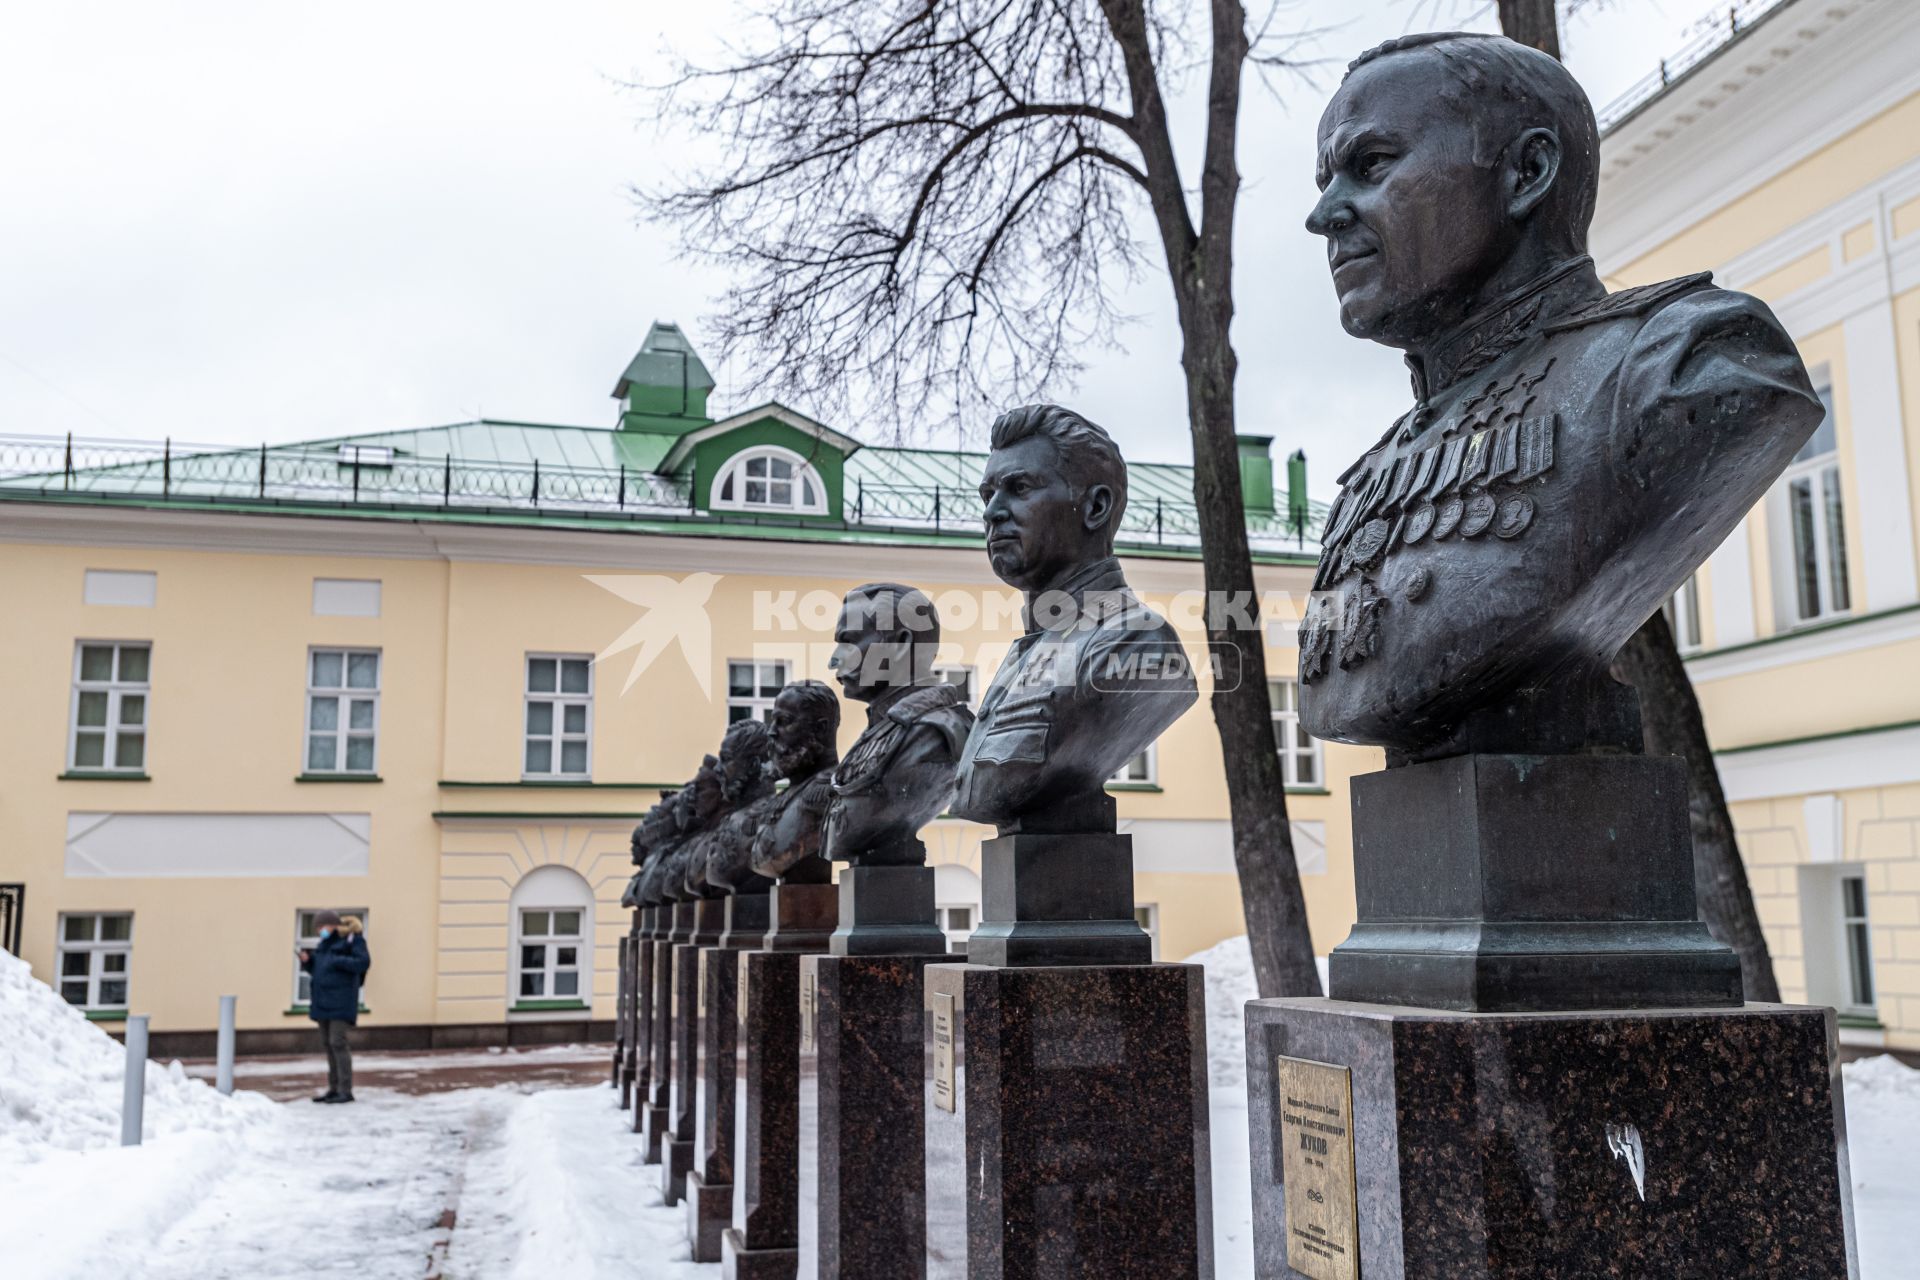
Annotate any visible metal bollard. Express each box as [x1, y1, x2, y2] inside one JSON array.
[[215, 995, 237, 1096], [121, 1015, 149, 1146]]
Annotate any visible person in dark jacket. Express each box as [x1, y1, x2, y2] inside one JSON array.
[[299, 911, 370, 1103]]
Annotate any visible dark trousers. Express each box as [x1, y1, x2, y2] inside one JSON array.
[[318, 1019, 354, 1095]]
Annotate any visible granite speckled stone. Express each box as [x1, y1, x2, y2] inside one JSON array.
[[1244, 997, 1858, 1278], [665, 900, 727, 1205], [641, 905, 692, 1159], [805, 952, 945, 1280], [629, 910, 657, 1135], [924, 961, 1212, 1279], [688, 942, 752, 1262]]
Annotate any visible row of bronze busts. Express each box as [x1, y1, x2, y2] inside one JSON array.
[[621, 680, 845, 908]]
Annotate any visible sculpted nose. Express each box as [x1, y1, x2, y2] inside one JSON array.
[[1306, 185, 1354, 238]]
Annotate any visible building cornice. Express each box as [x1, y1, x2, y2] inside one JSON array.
[[1685, 602, 1920, 682]]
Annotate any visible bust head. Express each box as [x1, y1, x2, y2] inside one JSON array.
[[686, 754, 724, 827], [717, 718, 774, 805], [770, 679, 841, 778], [1306, 33, 1598, 351], [830, 583, 941, 704], [979, 405, 1127, 593]]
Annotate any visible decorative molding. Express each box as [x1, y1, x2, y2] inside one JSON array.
[[1687, 602, 1920, 681], [1715, 722, 1920, 802], [64, 811, 371, 878]]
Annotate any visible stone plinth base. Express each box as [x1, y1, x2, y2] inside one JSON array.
[[690, 943, 751, 1262], [688, 1170, 733, 1264], [805, 952, 945, 1279], [829, 865, 948, 957], [722, 1227, 797, 1280], [730, 944, 826, 1280], [965, 833, 1153, 966], [664, 903, 724, 1204], [1244, 997, 1858, 1278], [924, 961, 1211, 1279]]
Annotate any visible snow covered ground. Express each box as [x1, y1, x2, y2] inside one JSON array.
[[2, 940, 1916, 1278]]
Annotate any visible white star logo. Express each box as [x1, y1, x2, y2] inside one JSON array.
[[585, 573, 722, 696]]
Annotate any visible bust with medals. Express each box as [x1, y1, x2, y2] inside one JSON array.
[[1298, 32, 1822, 763], [748, 679, 843, 883]]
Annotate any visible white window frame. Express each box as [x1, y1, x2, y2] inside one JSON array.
[[726, 658, 792, 724], [1269, 677, 1323, 788], [1109, 744, 1158, 785], [56, 912, 133, 1011], [709, 446, 829, 515], [1780, 377, 1851, 626], [1837, 871, 1876, 1018], [305, 647, 381, 775], [69, 641, 150, 773], [937, 903, 976, 950], [1665, 573, 1704, 654], [1134, 903, 1160, 961], [516, 907, 586, 1002], [524, 654, 593, 779], [292, 908, 370, 1008], [934, 664, 977, 706]]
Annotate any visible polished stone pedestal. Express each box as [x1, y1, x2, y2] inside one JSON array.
[[1244, 997, 1858, 1278], [665, 899, 726, 1205], [687, 894, 770, 1263], [829, 864, 949, 957], [1332, 754, 1741, 1011], [924, 961, 1212, 1279], [641, 903, 689, 1158], [723, 879, 836, 1280], [628, 909, 655, 1133], [614, 932, 632, 1100], [803, 952, 945, 1280], [965, 831, 1153, 967]]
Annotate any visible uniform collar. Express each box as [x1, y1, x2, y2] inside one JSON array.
[[863, 675, 941, 725], [1406, 255, 1602, 405], [1022, 556, 1128, 634]]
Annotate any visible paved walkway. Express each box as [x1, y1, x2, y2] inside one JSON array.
[[178, 1042, 611, 1101]]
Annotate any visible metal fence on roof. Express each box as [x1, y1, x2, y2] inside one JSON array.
[[1596, 0, 1790, 134], [0, 431, 1321, 553]]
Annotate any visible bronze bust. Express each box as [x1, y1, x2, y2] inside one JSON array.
[[824, 584, 973, 864], [690, 718, 776, 896], [953, 405, 1197, 833], [750, 680, 844, 881], [1298, 33, 1821, 761]]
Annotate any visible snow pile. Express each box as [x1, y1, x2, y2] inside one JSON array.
[[1843, 1052, 1920, 1101], [1187, 934, 1258, 1089], [0, 947, 273, 1161]]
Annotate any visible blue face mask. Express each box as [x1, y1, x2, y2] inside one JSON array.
[[319, 927, 335, 938]]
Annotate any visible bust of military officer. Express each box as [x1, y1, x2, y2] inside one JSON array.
[[952, 405, 1198, 833], [692, 718, 777, 895], [823, 585, 973, 864], [657, 755, 724, 904], [750, 680, 844, 882], [1298, 33, 1822, 761]]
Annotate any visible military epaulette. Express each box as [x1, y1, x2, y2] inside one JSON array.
[[885, 681, 966, 726], [1543, 272, 1713, 335]]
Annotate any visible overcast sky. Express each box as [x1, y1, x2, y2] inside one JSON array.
[[2, 0, 1738, 500]]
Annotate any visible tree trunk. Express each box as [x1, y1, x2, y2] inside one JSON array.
[[1498, 0, 1563, 58], [1613, 611, 1781, 1001]]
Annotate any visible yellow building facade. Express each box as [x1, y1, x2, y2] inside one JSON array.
[[1594, 0, 1920, 1054], [0, 357, 1364, 1052]]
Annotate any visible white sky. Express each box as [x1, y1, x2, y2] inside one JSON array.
[[1, 0, 1739, 499]]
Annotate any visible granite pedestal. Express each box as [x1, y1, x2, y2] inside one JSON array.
[[665, 898, 726, 1204], [641, 903, 690, 1159], [923, 960, 1213, 1280], [614, 932, 632, 1098], [805, 950, 947, 1280], [631, 907, 658, 1135], [723, 879, 836, 1280], [1244, 997, 1857, 1278], [686, 893, 768, 1263]]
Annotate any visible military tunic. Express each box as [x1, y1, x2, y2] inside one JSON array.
[[823, 679, 972, 865]]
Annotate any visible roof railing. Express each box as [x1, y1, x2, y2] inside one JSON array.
[[1596, 0, 1789, 134], [0, 431, 1321, 551]]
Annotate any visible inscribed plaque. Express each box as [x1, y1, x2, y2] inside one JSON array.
[[1276, 1055, 1359, 1280], [931, 991, 956, 1113], [738, 951, 752, 1028]]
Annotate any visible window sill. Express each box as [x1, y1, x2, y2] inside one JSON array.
[[1285, 786, 1331, 796], [295, 774, 382, 783], [1837, 1013, 1883, 1030], [509, 999, 589, 1013], [58, 771, 150, 782], [84, 1009, 129, 1022], [284, 1004, 372, 1017], [443, 779, 672, 790], [1104, 782, 1163, 793]]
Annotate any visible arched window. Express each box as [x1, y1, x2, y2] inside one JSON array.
[[508, 864, 595, 1008], [711, 446, 828, 515]]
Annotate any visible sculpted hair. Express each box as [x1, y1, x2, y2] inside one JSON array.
[[988, 403, 1129, 542], [1346, 32, 1598, 252], [845, 581, 942, 649], [780, 678, 842, 738], [718, 722, 771, 800]]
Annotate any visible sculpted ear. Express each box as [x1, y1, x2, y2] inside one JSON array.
[[1081, 483, 1116, 532], [1506, 127, 1560, 224]]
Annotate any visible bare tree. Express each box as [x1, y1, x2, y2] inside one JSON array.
[[1493, 2, 1780, 1001], [643, 0, 1322, 996]]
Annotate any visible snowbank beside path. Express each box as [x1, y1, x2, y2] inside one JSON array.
[[0, 947, 272, 1161], [1187, 933, 1257, 1089]]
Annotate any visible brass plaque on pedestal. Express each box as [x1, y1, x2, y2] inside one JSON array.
[[738, 951, 752, 1028], [1276, 1055, 1359, 1280], [931, 992, 956, 1112]]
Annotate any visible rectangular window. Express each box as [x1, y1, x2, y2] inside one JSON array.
[[1109, 745, 1157, 785], [525, 655, 592, 778], [726, 659, 791, 723], [292, 909, 370, 1007], [1784, 380, 1850, 624], [56, 912, 133, 1010], [517, 908, 584, 999], [1665, 573, 1703, 654], [70, 642, 150, 773], [1840, 873, 1875, 1015], [1268, 678, 1323, 788], [306, 648, 380, 774], [934, 665, 977, 706]]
